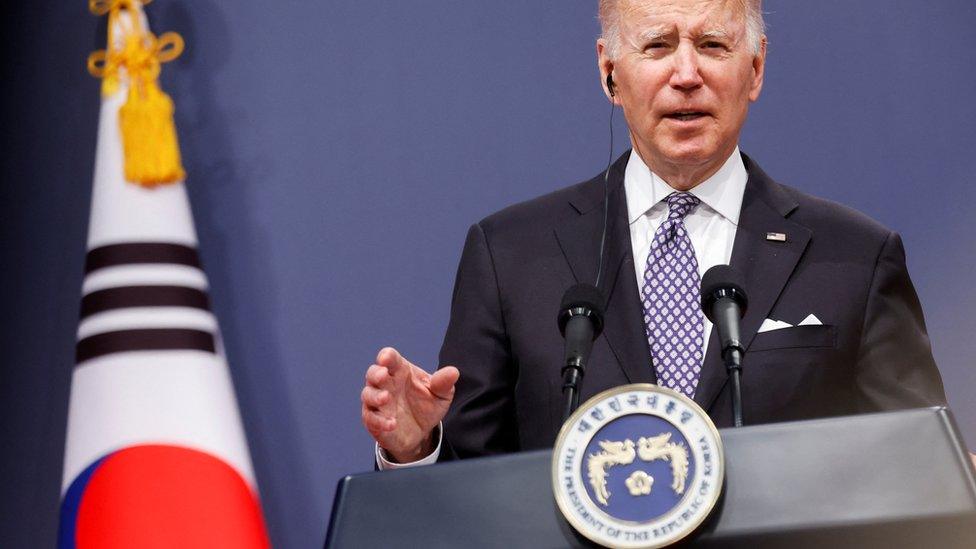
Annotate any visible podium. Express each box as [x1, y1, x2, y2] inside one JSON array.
[[326, 407, 976, 548]]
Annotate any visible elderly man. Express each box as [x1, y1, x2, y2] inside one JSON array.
[[360, 0, 948, 467]]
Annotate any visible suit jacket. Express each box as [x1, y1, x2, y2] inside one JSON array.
[[438, 152, 946, 460]]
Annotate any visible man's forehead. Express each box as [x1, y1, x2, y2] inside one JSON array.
[[619, 0, 746, 31]]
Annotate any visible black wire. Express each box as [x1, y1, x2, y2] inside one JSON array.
[[594, 98, 615, 289]]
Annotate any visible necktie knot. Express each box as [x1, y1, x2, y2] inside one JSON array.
[[666, 192, 700, 221]]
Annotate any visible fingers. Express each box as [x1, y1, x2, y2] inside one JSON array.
[[361, 375, 395, 435], [365, 364, 390, 388], [376, 346, 417, 376], [361, 405, 395, 435], [360, 385, 390, 408], [428, 366, 460, 400], [376, 347, 403, 374]]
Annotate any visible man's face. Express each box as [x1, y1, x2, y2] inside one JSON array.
[[599, 0, 765, 183]]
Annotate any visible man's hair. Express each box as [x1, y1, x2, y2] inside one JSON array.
[[598, 0, 765, 59]]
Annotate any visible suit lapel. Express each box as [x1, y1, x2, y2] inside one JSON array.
[[555, 153, 656, 384], [693, 155, 812, 411]]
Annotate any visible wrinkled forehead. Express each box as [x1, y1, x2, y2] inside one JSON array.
[[618, 0, 747, 39]]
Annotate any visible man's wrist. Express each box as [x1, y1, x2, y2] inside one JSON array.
[[387, 427, 437, 463], [376, 424, 442, 470]]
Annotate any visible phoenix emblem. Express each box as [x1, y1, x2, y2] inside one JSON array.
[[587, 432, 689, 506]]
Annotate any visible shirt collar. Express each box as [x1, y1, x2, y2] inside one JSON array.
[[624, 147, 747, 226]]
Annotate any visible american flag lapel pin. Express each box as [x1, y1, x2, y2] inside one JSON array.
[[765, 232, 787, 242]]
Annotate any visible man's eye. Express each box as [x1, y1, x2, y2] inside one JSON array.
[[646, 42, 669, 50], [702, 41, 726, 49]]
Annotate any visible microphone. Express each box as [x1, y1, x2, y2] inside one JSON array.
[[557, 283, 606, 421], [700, 265, 749, 427]]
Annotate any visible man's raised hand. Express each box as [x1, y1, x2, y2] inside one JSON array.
[[361, 347, 459, 463]]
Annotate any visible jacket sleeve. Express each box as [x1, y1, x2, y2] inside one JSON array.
[[437, 222, 519, 460], [855, 231, 947, 411]]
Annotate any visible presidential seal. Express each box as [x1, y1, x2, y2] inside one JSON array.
[[551, 384, 724, 548]]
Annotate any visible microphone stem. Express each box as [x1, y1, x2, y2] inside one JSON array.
[[730, 367, 743, 428], [724, 347, 744, 427], [562, 365, 582, 422]]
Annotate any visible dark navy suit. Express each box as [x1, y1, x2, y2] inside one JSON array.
[[437, 152, 946, 459]]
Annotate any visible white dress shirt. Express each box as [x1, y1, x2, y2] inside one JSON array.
[[377, 147, 748, 469]]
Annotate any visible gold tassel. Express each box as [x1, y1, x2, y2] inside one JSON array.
[[88, 0, 186, 187], [120, 78, 186, 185]]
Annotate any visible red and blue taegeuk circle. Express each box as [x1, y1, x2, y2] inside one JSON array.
[[59, 444, 269, 549]]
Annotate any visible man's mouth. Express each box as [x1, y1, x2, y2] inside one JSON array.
[[664, 111, 708, 121]]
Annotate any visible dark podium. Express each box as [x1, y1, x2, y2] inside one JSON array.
[[326, 408, 976, 548]]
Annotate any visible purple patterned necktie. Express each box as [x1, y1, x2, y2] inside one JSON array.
[[641, 192, 704, 398]]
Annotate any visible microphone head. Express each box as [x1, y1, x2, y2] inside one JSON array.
[[557, 283, 606, 337], [701, 265, 748, 321]]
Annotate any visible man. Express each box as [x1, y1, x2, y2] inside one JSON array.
[[361, 0, 948, 467]]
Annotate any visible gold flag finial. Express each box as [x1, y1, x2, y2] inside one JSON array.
[[87, 0, 186, 187]]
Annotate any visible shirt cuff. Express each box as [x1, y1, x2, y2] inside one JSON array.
[[375, 423, 442, 470]]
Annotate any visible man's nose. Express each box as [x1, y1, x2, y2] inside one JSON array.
[[669, 45, 704, 90]]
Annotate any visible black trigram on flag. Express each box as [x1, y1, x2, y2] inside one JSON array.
[[76, 243, 216, 363]]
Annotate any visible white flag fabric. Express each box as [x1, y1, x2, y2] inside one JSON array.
[[59, 5, 270, 548]]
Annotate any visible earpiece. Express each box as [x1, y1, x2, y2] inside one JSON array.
[[606, 73, 616, 97]]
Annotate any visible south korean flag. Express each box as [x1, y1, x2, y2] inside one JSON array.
[[58, 5, 269, 547]]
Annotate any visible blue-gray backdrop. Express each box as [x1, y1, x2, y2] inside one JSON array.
[[1, 1, 974, 547]]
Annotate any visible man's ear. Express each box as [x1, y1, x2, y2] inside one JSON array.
[[596, 39, 618, 103], [749, 36, 767, 102]]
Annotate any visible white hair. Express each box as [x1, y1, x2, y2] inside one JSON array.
[[598, 0, 766, 59]]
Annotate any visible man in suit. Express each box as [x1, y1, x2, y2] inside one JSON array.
[[360, 0, 947, 466]]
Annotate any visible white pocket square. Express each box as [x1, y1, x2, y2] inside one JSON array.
[[798, 314, 823, 326], [757, 314, 824, 333], [757, 318, 793, 333]]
